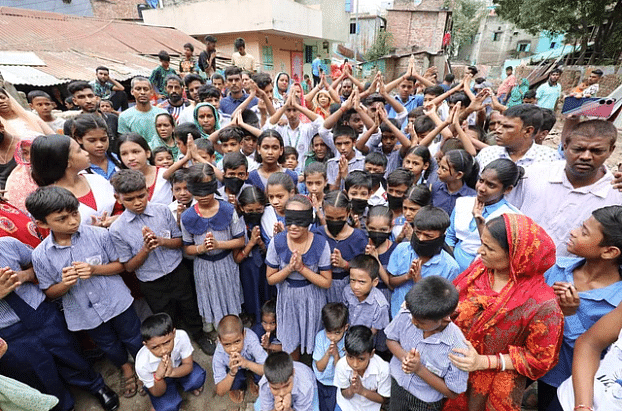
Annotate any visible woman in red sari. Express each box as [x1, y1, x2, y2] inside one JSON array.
[[444, 213, 563, 411]]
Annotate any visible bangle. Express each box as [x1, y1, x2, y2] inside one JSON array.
[[485, 355, 491, 370], [229, 370, 237, 377], [153, 373, 162, 382], [344, 261, 350, 270], [196, 245, 202, 254], [499, 353, 506, 372], [574, 406, 594, 411]]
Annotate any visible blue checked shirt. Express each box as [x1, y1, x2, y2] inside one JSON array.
[[343, 286, 390, 332]]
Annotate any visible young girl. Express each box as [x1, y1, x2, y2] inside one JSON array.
[[30, 134, 116, 226], [182, 164, 245, 334], [265, 194, 332, 359], [446, 158, 522, 271], [312, 190, 368, 303], [151, 146, 174, 168], [234, 186, 274, 323], [365, 205, 397, 306], [431, 149, 478, 216], [247, 130, 297, 192], [117, 133, 173, 205], [251, 300, 282, 354], [260, 172, 296, 244], [72, 113, 122, 181], [394, 184, 432, 243], [402, 145, 436, 185], [303, 162, 328, 227], [150, 112, 180, 160]]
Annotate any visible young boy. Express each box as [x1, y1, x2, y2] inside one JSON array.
[[343, 254, 390, 335], [195, 138, 216, 164], [386, 168, 415, 240], [364, 152, 388, 207], [387, 206, 459, 318], [136, 313, 206, 411], [259, 351, 317, 411], [27, 90, 65, 133], [283, 146, 299, 172], [26, 186, 143, 400], [150, 50, 177, 100], [169, 168, 195, 224], [345, 170, 373, 228], [327, 125, 365, 190], [218, 151, 251, 207], [385, 276, 468, 411], [213, 315, 267, 403], [334, 325, 391, 411], [356, 117, 411, 177], [197, 84, 231, 126], [312, 302, 349, 411], [522, 89, 537, 104], [108, 170, 215, 355], [216, 126, 244, 161], [252, 299, 283, 354]]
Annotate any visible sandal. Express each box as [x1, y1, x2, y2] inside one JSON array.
[[122, 373, 138, 398]]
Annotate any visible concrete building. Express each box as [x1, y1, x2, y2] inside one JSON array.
[[0, 0, 148, 20], [385, 0, 451, 54], [142, 0, 349, 81], [345, 13, 387, 57]]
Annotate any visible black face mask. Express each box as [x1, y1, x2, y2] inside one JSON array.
[[325, 219, 347, 237], [244, 212, 262, 227], [387, 194, 403, 210], [223, 177, 245, 195], [370, 173, 385, 188], [187, 179, 218, 197], [350, 198, 368, 215], [368, 230, 390, 247], [411, 234, 446, 258], [284, 209, 314, 227]]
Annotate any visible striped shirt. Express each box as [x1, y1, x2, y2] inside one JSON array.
[[212, 328, 268, 384], [342, 286, 390, 332]]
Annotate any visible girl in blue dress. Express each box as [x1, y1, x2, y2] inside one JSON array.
[[312, 190, 368, 303], [266, 195, 332, 360], [247, 130, 297, 192], [260, 172, 296, 245]]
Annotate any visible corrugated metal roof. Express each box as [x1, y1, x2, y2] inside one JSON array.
[[0, 65, 66, 86], [0, 6, 205, 85], [0, 51, 45, 66]]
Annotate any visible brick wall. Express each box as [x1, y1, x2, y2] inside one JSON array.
[[92, 0, 144, 20], [386, 10, 448, 52], [514, 65, 622, 96]]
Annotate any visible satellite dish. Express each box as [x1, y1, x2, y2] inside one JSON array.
[[413, 0, 422, 5]]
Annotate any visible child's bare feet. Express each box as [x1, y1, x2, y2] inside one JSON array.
[[192, 385, 204, 396], [229, 389, 244, 403], [248, 379, 259, 396]]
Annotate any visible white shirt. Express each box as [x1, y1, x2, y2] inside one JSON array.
[[508, 161, 622, 256], [176, 102, 196, 125], [368, 185, 388, 207], [135, 329, 194, 388], [476, 142, 562, 170], [334, 354, 391, 411]]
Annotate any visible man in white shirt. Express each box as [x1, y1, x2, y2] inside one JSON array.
[[508, 119, 621, 256]]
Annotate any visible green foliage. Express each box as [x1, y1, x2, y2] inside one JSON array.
[[364, 30, 394, 61], [449, 0, 486, 56]]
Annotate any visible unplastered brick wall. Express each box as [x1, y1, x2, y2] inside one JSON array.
[[515, 65, 622, 97], [386, 9, 447, 51]]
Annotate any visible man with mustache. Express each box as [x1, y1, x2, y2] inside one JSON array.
[[157, 75, 191, 123]]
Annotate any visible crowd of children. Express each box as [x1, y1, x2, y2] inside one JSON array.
[[0, 53, 620, 411]]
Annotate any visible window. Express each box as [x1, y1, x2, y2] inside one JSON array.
[[492, 32, 502, 41], [304, 45, 314, 64], [350, 23, 357, 34], [517, 42, 530, 52], [345, 0, 351, 12], [262, 46, 273, 71]]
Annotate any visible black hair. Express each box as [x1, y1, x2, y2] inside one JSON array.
[[219, 126, 244, 144], [413, 205, 450, 232], [252, 72, 273, 91], [131, 76, 151, 89], [187, 163, 215, 184], [321, 302, 349, 332], [224, 66, 243, 79], [261, 299, 276, 317], [267, 171, 295, 193], [234, 38, 245, 49], [440, 138, 464, 154], [363, 93, 386, 107], [344, 325, 374, 355], [204, 35, 217, 43], [95, 66, 109, 73], [283, 146, 299, 160], [324, 190, 350, 210], [27, 90, 52, 103], [387, 168, 414, 188], [241, 109, 259, 128], [405, 184, 431, 206], [349, 254, 380, 280], [195, 138, 214, 155], [482, 158, 524, 189], [503, 104, 543, 137], [285, 194, 312, 209], [366, 205, 392, 226], [71, 113, 108, 140], [170, 168, 190, 185], [333, 125, 357, 142], [345, 170, 373, 192], [342, 108, 358, 125], [30, 134, 72, 186], [158, 50, 170, 62], [379, 118, 401, 134], [467, 125, 486, 143], [550, 68, 562, 75], [467, 65, 478, 75], [222, 151, 248, 172], [264, 352, 294, 384], [110, 169, 147, 194], [404, 145, 432, 180], [174, 123, 201, 146], [405, 276, 459, 320], [448, 92, 471, 107], [238, 185, 266, 208], [506, 66, 513, 71], [444, 73, 455, 83], [164, 74, 183, 88], [255, 129, 286, 164], [140, 313, 174, 342], [184, 73, 205, 89], [408, 107, 426, 119], [183, 42, 194, 52], [155, 113, 176, 132], [25, 186, 79, 223], [364, 151, 388, 169], [117, 133, 153, 167], [423, 85, 444, 97], [198, 85, 221, 101], [67, 80, 93, 96], [592, 206, 622, 265], [523, 90, 537, 100], [566, 119, 618, 146], [485, 216, 509, 252], [414, 115, 435, 135], [303, 161, 327, 180], [443, 149, 479, 189], [592, 69, 603, 77], [211, 73, 225, 83], [539, 108, 556, 133], [152, 146, 173, 160]]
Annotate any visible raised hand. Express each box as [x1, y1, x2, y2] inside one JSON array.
[[261, 331, 271, 349], [449, 340, 486, 372], [273, 221, 285, 236], [204, 232, 219, 251], [350, 372, 364, 394], [331, 249, 347, 269], [552, 282, 580, 316], [401, 348, 421, 374], [365, 240, 379, 259], [472, 198, 486, 227]]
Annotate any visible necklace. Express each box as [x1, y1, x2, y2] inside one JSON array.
[[0, 133, 15, 164]]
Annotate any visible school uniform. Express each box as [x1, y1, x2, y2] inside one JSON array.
[[260, 205, 286, 245], [0, 238, 105, 411], [110, 202, 204, 338], [265, 231, 331, 354], [326, 155, 365, 190], [334, 354, 391, 411], [33, 224, 142, 367], [251, 322, 282, 350], [368, 185, 388, 207], [266, 118, 323, 173], [312, 329, 346, 411], [385, 307, 468, 410], [342, 286, 390, 333], [312, 227, 368, 303], [430, 181, 476, 217], [135, 329, 206, 411], [259, 361, 317, 411], [387, 243, 459, 319], [247, 168, 298, 192], [150, 166, 174, 206], [212, 328, 268, 390]]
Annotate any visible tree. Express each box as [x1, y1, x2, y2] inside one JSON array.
[[365, 30, 394, 61], [448, 0, 486, 58], [494, 0, 622, 64]]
